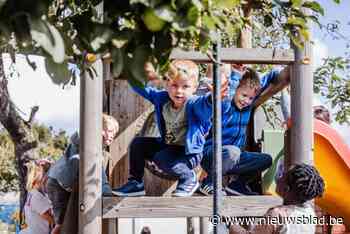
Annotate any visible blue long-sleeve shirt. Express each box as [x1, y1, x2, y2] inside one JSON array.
[[205, 69, 280, 149], [130, 84, 213, 155]]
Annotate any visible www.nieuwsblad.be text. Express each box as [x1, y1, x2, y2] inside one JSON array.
[[209, 215, 344, 226]]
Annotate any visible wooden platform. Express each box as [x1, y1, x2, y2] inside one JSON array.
[[103, 196, 282, 218], [170, 48, 295, 64]]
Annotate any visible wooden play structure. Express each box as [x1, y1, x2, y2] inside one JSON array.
[[74, 38, 314, 234], [75, 3, 314, 232]]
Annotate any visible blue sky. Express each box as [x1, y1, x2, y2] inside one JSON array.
[[313, 0, 350, 58], [2, 1, 350, 142]]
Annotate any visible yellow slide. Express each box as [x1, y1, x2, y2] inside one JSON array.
[[314, 119, 350, 228]]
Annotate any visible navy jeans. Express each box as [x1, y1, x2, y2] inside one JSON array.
[[201, 145, 272, 183], [129, 137, 202, 182]]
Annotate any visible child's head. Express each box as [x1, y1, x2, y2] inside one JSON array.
[[26, 159, 52, 191], [165, 60, 199, 108], [276, 163, 325, 204], [206, 63, 231, 81], [233, 67, 261, 110], [140, 226, 151, 234], [313, 105, 331, 124], [102, 114, 119, 146]]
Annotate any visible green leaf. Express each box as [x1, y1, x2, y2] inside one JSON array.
[[187, 6, 200, 24], [45, 58, 71, 85], [291, 0, 303, 8], [143, 8, 167, 31], [191, 0, 204, 10], [300, 29, 310, 41], [89, 25, 114, 52], [287, 17, 307, 28], [203, 14, 215, 30], [130, 0, 150, 6], [30, 20, 65, 63], [0, 0, 6, 11], [111, 36, 129, 48], [111, 48, 124, 78], [303, 1, 324, 16], [290, 34, 304, 49], [172, 18, 193, 32], [307, 15, 321, 28], [154, 5, 176, 22], [129, 46, 151, 83], [214, 0, 239, 9]]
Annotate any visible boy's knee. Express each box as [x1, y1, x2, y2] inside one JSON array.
[[223, 145, 241, 164], [260, 153, 273, 168]]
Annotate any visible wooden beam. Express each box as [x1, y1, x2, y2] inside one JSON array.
[[170, 48, 295, 64], [102, 196, 282, 218]]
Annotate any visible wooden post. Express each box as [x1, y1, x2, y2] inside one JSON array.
[[200, 217, 209, 234], [187, 217, 195, 234], [79, 58, 103, 234], [290, 24, 313, 165]]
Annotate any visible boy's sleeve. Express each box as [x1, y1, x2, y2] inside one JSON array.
[[228, 70, 242, 98], [191, 94, 213, 121], [128, 81, 163, 104], [259, 69, 280, 94]]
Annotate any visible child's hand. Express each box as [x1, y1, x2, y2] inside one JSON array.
[[205, 75, 229, 99], [231, 63, 246, 74], [144, 62, 158, 81]]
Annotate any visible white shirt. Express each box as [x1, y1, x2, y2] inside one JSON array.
[[21, 189, 52, 234]]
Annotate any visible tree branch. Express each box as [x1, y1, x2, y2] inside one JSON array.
[[26, 105, 39, 126]]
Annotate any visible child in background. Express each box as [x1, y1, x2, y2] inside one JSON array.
[[229, 163, 325, 234], [140, 226, 151, 234], [47, 114, 119, 234], [20, 159, 54, 234], [200, 65, 291, 196], [113, 60, 228, 197]]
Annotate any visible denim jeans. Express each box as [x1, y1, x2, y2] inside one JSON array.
[[102, 169, 112, 194], [201, 145, 272, 183], [129, 137, 202, 181]]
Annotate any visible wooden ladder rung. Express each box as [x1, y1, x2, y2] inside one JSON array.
[[170, 48, 295, 64], [102, 196, 282, 219]]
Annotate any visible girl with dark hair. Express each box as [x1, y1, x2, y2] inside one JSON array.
[[229, 163, 325, 234]]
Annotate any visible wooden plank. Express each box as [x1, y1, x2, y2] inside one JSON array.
[[102, 196, 282, 218], [109, 80, 152, 188], [170, 48, 294, 64]]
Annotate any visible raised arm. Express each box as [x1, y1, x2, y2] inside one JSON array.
[[254, 66, 291, 108]]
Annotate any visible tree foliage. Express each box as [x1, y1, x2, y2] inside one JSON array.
[[0, 0, 334, 85], [314, 57, 350, 124], [0, 124, 69, 192]]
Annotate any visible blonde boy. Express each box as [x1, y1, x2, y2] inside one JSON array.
[[113, 60, 217, 197]]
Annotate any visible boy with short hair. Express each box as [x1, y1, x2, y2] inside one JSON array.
[[199, 65, 290, 196], [113, 60, 225, 197]]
